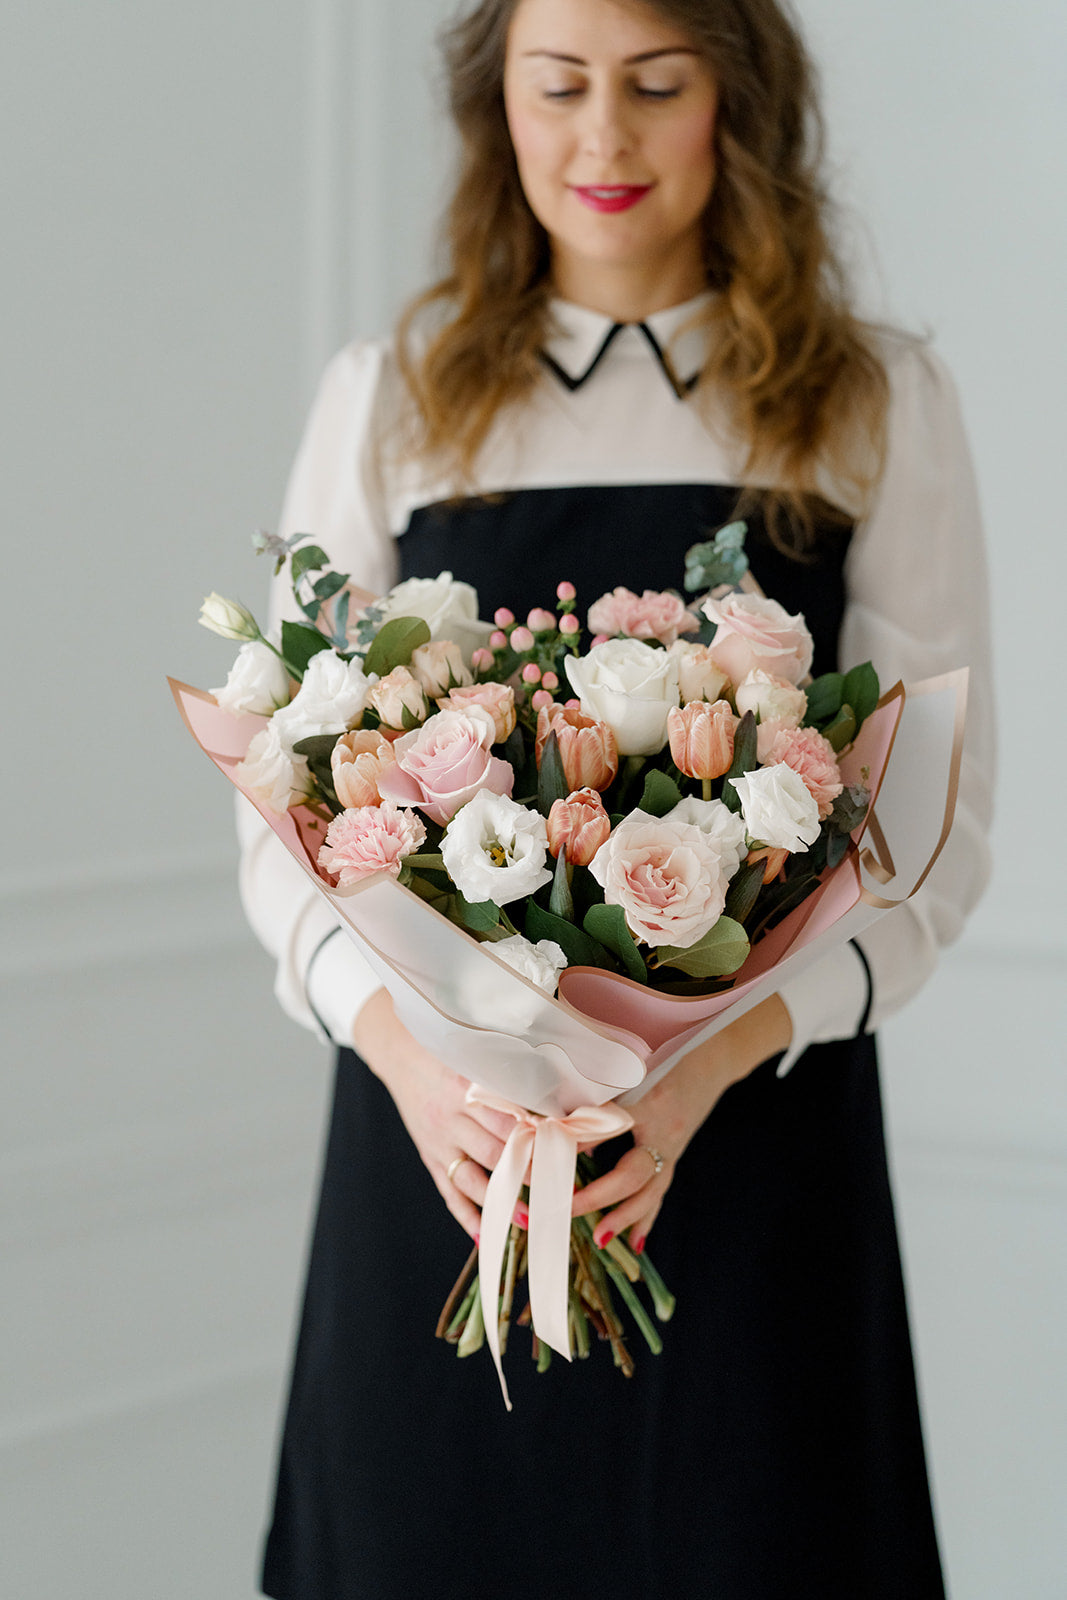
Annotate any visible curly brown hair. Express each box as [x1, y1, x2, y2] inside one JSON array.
[[396, 0, 889, 549]]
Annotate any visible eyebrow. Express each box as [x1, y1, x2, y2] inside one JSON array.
[[521, 48, 702, 65]]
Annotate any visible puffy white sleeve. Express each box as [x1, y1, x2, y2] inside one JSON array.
[[775, 339, 995, 1066], [237, 342, 400, 1046]]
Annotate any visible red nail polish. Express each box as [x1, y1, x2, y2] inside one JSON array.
[[514, 1205, 529, 1228], [598, 1230, 614, 1249], [474, 1232, 480, 1248], [632, 1235, 646, 1255]]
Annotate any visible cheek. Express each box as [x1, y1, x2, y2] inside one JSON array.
[[662, 109, 718, 195], [504, 103, 562, 194]]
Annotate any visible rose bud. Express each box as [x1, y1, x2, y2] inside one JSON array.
[[667, 699, 737, 780], [747, 845, 790, 884], [535, 702, 619, 793], [366, 665, 429, 734], [409, 640, 473, 698], [547, 788, 611, 866], [437, 681, 517, 744], [331, 729, 398, 809]]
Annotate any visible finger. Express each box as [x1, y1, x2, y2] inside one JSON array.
[[592, 1185, 667, 1248], [464, 1104, 520, 1143], [455, 1115, 507, 1174], [432, 1169, 482, 1239], [625, 1198, 664, 1256], [572, 1147, 658, 1218]]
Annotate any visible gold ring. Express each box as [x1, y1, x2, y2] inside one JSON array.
[[638, 1145, 665, 1177], [446, 1155, 468, 1186]]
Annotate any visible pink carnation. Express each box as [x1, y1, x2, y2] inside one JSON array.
[[587, 587, 700, 647], [317, 802, 426, 885], [764, 725, 843, 819]]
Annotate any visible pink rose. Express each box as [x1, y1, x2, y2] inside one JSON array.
[[437, 681, 517, 744], [377, 706, 514, 825], [764, 725, 843, 819], [331, 729, 398, 809], [317, 802, 426, 885], [587, 587, 700, 647], [703, 593, 814, 686], [588, 810, 730, 949]]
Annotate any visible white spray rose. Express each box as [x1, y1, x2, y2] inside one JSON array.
[[212, 640, 291, 717], [667, 640, 730, 704], [667, 796, 748, 880], [273, 648, 374, 750], [565, 638, 680, 757], [378, 572, 493, 661], [729, 763, 821, 852], [440, 791, 552, 907], [235, 721, 312, 813], [734, 669, 808, 727], [492, 934, 568, 995]]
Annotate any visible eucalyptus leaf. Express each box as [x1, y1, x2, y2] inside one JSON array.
[[331, 589, 351, 650], [537, 729, 569, 817], [290, 545, 330, 586], [826, 831, 851, 870], [281, 620, 332, 677], [362, 616, 432, 678], [804, 672, 845, 725], [639, 769, 683, 818], [683, 521, 749, 593], [829, 784, 871, 835], [842, 662, 880, 729], [654, 916, 749, 978], [526, 901, 613, 970], [313, 570, 349, 603], [583, 903, 647, 984]]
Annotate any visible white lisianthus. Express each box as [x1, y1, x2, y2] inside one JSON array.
[[441, 791, 552, 907], [212, 640, 291, 717], [378, 571, 493, 661], [273, 648, 374, 750], [730, 763, 821, 852], [198, 592, 260, 642], [667, 796, 748, 880], [492, 934, 568, 995], [564, 638, 680, 757], [235, 720, 312, 813]]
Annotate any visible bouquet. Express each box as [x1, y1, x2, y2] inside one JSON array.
[[178, 523, 964, 1407]]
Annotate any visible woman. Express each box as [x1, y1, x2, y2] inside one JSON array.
[[240, 0, 994, 1595]]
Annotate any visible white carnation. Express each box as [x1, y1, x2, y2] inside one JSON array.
[[235, 721, 312, 814], [729, 763, 821, 852], [273, 648, 374, 750], [492, 934, 568, 995]]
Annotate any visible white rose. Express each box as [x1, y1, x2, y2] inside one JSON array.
[[440, 791, 553, 907], [492, 934, 568, 995], [667, 796, 748, 880], [273, 649, 374, 750], [588, 809, 729, 948], [729, 763, 821, 852], [667, 640, 730, 704], [564, 638, 680, 757], [734, 669, 807, 727], [212, 640, 291, 717], [235, 721, 312, 814], [379, 572, 493, 662]]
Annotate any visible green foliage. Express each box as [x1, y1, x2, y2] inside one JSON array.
[[683, 521, 749, 593], [638, 769, 683, 819], [823, 705, 858, 752], [548, 849, 575, 922], [829, 784, 871, 835], [291, 733, 342, 812], [526, 901, 614, 970], [721, 710, 757, 813], [362, 616, 432, 678], [536, 730, 569, 817], [723, 858, 765, 925], [842, 662, 880, 729], [653, 916, 750, 978], [804, 672, 844, 724], [280, 620, 332, 678], [582, 903, 647, 983], [453, 894, 502, 934]]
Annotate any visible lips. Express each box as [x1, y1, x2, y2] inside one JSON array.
[[571, 185, 653, 214]]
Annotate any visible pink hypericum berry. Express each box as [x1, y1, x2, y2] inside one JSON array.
[[531, 689, 553, 712], [494, 607, 515, 628], [522, 662, 542, 684], [510, 625, 535, 652], [470, 647, 494, 672], [556, 581, 577, 603], [490, 630, 508, 650], [542, 671, 559, 691], [559, 614, 580, 636], [527, 608, 556, 632]]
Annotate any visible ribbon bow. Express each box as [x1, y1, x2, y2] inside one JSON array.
[[466, 1084, 634, 1410]]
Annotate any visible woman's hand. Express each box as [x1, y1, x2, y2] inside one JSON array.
[[352, 989, 518, 1240], [571, 995, 792, 1251]]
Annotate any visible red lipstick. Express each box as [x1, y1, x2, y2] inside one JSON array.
[[571, 185, 652, 214]]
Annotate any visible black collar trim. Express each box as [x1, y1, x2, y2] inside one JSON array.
[[540, 319, 699, 399]]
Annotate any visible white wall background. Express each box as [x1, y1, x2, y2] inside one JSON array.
[[1, 2, 1064, 1597]]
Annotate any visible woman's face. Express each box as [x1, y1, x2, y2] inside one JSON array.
[[503, 0, 719, 316]]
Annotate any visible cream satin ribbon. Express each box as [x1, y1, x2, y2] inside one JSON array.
[[466, 1085, 634, 1410]]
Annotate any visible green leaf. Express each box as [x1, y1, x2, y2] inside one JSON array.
[[290, 544, 330, 586], [638, 769, 683, 818], [526, 901, 613, 969], [721, 710, 757, 814], [291, 732, 342, 810], [683, 521, 749, 593], [654, 915, 750, 978], [454, 894, 502, 933], [823, 704, 858, 752], [583, 904, 648, 984], [362, 616, 432, 678], [826, 831, 851, 870], [548, 849, 575, 922], [537, 729, 569, 817], [331, 589, 351, 650], [842, 662, 880, 729], [313, 570, 349, 603], [829, 783, 871, 835], [723, 858, 765, 925], [804, 672, 845, 725], [281, 620, 332, 677]]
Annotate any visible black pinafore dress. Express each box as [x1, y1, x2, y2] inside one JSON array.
[[261, 483, 946, 1600]]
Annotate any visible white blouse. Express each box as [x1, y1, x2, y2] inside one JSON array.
[[237, 294, 995, 1069]]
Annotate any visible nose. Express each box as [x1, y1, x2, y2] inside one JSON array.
[[579, 84, 633, 163]]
